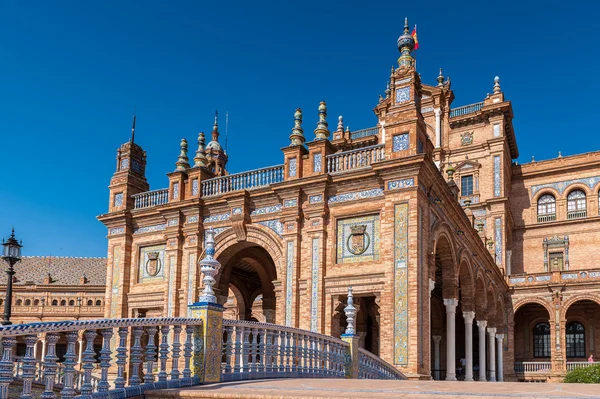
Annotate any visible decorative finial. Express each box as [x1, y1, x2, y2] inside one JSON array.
[[337, 115, 344, 132], [378, 94, 383, 103], [558, 151, 562, 158], [194, 132, 208, 167], [213, 109, 219, 131], [396, 17, 416, 68], [289, 108, 305, 146], [343, 286, 357, 335], [198, 228, 222, 303], [385, 81, 391, 98], [175, 138, 190, 170], [345, 126, 350, 133], [404, 17, 409, 32], [531, 155, 535, 162], [437, 68, 444, 87], [446, 163, 455, 181], [314, 101, 330, 140], [390, 65, 395, 77], [493, 76, 501, 94], [130, 112, 136, 143]]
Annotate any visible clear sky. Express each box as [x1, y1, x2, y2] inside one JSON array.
[[1, 0, 598, 257]]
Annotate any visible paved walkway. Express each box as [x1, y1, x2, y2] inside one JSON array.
[[146, 379, 600, 399]]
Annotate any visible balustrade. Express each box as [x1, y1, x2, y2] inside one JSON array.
[[567, 210, 587, 220], [350, 126, 379, 140], [566, 361, 599, 371], [326, 144, 385, 174], [0, 318, 202, 399], [449, 102, 484, 118], [132, 188, 169, 209], [358, 348, 405, 379], [201, 165, 284, 197], [514, 361, 552, 373]]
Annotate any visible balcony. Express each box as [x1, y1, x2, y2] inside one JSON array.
[[567, 210, 587, 220], [449, 102, 484, 118], [537, 214, 556, 223], [326, 144, 384, 174], [132, 189, 169, 210], [350, 126, 379, 140], [201, 165, 284, 197]]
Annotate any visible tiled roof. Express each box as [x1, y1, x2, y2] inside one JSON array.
[[0, 256, 106, 286]]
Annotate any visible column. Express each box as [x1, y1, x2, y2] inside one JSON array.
[[429, 279, 435, 376], [477, 320, 487, 381], [487, 327, 497, 382], [40, 335, 47, 362], [444, 298, 458, 381], [432, 335, 442, 380], [463, 311, 475, 381], [496, 333, 504, 382], [434, 108, 442, 148], [77, 337, 84, 365]]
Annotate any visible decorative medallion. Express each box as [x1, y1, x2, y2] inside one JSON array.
[[145, 251, 162, 277], [120, 158, 129, 170], [347, 225, 370, 255], [395, 87, 410, 103], [460, 132, 473, 146]]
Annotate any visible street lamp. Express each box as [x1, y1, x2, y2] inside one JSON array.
[[1, 228, 23, 325]]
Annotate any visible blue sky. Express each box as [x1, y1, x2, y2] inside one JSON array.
[[1, 0, 598, 256]]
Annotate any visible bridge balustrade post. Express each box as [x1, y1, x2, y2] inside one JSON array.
[[0, 337, 15, 399], [98, 328, 113, 392], [21, 335, 38, 399], [115, 327, 128, 389], [129, 327, 144, 386], [40, 333, 60, 399], [341, 287, 359, 379], [60, 331, 78, 399], [170, 325, 182, 380], [158, 325, 170, 382], [182, 326, 193, 380]]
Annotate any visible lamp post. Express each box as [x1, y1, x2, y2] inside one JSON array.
[[1, 228, 23, 325]]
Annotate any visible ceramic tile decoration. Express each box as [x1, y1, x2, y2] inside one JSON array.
[[313, 153, 322, 173], [493, 123, 501, 137], [530, 176, 600, 197], [396, 78, 411, 85], [311, 220, 320, 226], [392, 134, 409, 152], [495, 218, 502, 265], [387, 178, 415, 191], [109, 227, 124, 235], [232, 207, 243, 215], [285, 241, 294, 326], [173, 182, 179, 199], [421, 107, 434, 113], [510, 277, 526, 284], [212, 227, 230, 236], [536, 275, 552, 281], [191, 178, 199, 196], [395, 86, 410, 103], [394, 203, 409, 365], [494, 156, 501, 197], [310, 238, 319, 332], [283, 199, 297, 207], [460, 132, 474, 146], [114, 193, 123, 207], [167, 218, 178, 227], [336, 214, 380, 264], [257, 219, 283, 236], [167, 256, 175, 317], [589, 271, 600, 278], [289, 158, 297, 177], [187, 253, 196, 316], [203, 213, 230, 223], [187, 215, 199, 223], [120, 158, 129, 170], [250, 204, 282, 216], [133, 224, 166, 234], [328, 188, 384, 204], [138, 245, 166, 282], [309, 194, 323, 204], [562, 273, 578, 280], [110, 246, 122, 318]]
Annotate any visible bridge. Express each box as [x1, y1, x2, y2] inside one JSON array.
[[0, 229, 403, 399]]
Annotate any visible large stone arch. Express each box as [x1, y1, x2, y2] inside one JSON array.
[[560, 293, 600, 321], [431, 223, 458, 299], [474, 273, 487, 320], [512, 298, 554, 319], [457, 252, 476, 312]]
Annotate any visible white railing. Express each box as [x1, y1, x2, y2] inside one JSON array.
[[220, 319, 348, 381], [357, 348, 405, 380], [132, 189, 169, 209], [449, 102, 484, 118], [0, 317, 203, 399], [201, 165, 284, 197], [514, 361, 552, 373], [567, 210, 587, 220], [326, 144, 384, 174], [350, 127, 379, 140], [537, 214, 556, 223], [566, 361, 599, 371]]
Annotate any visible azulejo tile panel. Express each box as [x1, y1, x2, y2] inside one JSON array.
[[285, 241, 294, 327], [114, 193, 123, 207], [313, 153, 322, 173], [336, 214, 380, 264], [187, 253, 196, 316], [387, 178, 415, 191], [232, 207, 243, 215], [187, 215, 199, 223], [284, 198, 297, 207], [309, 194, 323, 204], [394, 203, 409, 365], [493, 156, 501, 197], [212, 227, 230, 236], [495, 218, 502, 265], [192, 179, 199, 196], [250, 204, 282, 216], [531, 175, 600, 197], [392, 134, 409, 152], [167, 218, 179, 227], [311, 238, 319, 332], [109, 227, 125, 235], [289, 158, 297, 177], [167, 256, 176, 317], [110, 246, 122, 318], [328, 188, 384, 204], [203, 213, 230, 224], [257, 220, 283, 237], [138, 244, 166, 282], [173, 182, 179, 199], [133, 224, 166, 235]]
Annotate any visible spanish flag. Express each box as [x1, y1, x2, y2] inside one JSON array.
[[412, 25, 419, 50]]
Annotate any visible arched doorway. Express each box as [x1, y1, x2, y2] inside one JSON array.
[[564, 299, 600, 363], [333, 294, 380, 356], [513, 302, 552, 377]]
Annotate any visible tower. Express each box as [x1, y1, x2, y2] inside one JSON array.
[[205, 111, 228, 176]]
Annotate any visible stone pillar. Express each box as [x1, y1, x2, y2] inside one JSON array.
[[487, 327, 497, 382], [429, 279, 435, 376], [432, 335, 442, 380], [40, 335, 47, 362], [496, 333, 504, 382], [434, 108, 442, 148], [444, 298, 458, 381], [477, 320, 487, 381], [463, 311, 475, 381]]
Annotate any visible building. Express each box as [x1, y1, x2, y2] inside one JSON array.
[[97, 20, 600, 381]]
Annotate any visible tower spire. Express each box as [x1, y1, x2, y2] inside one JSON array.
[[130, 112, 136, 143], [289, 108, 305, 146], [175, 138, 190, 170], [396, 17, 416, 68], [437, 68, 444, 87], [194, 132, 208, 167], [314, 101, 330, 140]]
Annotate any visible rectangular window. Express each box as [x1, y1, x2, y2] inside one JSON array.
[[549, 252, 564, 271], [533, 334, 551, 358], [461, 175, 474, 196], [566, 332, 585, 357]]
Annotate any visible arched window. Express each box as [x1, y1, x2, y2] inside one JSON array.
[[87, 299, 93, 306], [533, 322, 551, 357], [16, 299, 22, 306], [24, 299, 31, 306], [566, 322, 586, 357], [52, 299, 58, 306], [537, 194, 556, 222], [69, 300, 75, 306], [33, 299, 39, 306], [95, 300, 102, 306], [567, 190, 587, 219], [60, 300, 66, 306]]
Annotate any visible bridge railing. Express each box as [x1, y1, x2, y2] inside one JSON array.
[[358, 348, 405, 380], [0, 317, 203, 399], [221, 319, 347, 381]]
